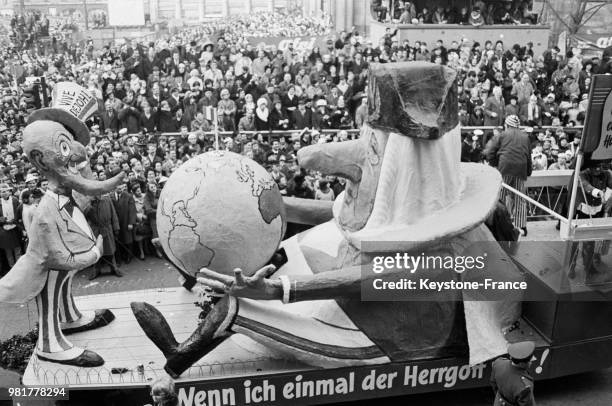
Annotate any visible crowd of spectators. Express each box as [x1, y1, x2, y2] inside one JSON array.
[[371, 0, 538, 26], [1, 5, 611, 274], [8, 11, 50, 50]]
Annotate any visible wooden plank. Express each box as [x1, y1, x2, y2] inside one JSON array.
[[525, 170, 573, 188], [23, 289, 308, 389]]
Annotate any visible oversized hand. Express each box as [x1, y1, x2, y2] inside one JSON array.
[[196, 265, 281, 300]]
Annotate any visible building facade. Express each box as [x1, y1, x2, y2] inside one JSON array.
[[12, 0, 287, 22], [148, 0, 286, 22]]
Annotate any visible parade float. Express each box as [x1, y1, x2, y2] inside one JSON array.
[[4, 63, 612, 406]]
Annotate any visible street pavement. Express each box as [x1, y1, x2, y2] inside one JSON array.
[[1, 256, 612, 405]]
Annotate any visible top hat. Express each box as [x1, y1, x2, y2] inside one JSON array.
[[27, 82, 98, 146], [367, 62, 457, 139]]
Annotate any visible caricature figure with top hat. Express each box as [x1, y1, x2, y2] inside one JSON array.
[[0, 82, 125, 367]]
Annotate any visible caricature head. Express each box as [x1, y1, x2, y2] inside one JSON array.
[[297, 62, 500, 247], [23, 82, 124, 196]]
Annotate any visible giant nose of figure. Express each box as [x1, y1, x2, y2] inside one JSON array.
[[296, 139, 363, 183]]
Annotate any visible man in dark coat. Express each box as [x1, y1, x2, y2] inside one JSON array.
[[292, 99, 312, 130], [112, 183, 137, 264], [490, 341, 536, 406], [86, 194, 121, 279], [0, 183, 22, 268]]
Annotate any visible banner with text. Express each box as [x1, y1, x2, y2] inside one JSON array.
[[582, 75, 612, 159], [115, 350, 552, 406]]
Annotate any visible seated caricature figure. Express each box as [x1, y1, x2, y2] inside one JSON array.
[[132, 62, 523, 378]]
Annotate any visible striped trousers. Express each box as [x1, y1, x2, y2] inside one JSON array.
[[35, 270, 83, 359], [500, 175, 527, 229]]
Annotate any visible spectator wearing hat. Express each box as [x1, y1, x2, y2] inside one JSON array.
[[312, 99, 331, 130], [291, 98, 310, 130], [485, 115, 531, 236], [469, 130, 484, 163], [505, 95, 520, 119], [490, 341, 536, 406], [122, 132, 142, 161], [542, 93, 559, 126], [20, 172, 39, 201], [217, 88, 237, 132]]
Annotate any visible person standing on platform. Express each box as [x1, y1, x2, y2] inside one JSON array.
[[485, 115, 532, 236], [490, 341, 536, 406], [567, 161, 612, 280], [86, 193, 122, 280]]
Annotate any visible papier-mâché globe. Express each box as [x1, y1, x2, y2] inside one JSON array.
[[156, 151, 286, 277]]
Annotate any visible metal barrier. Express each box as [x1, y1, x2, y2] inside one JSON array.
[[525, 170, 573, 220], [153, 126, 584, 142]]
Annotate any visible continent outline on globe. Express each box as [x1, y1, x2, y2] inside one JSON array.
[[156, 151, 286, 277]]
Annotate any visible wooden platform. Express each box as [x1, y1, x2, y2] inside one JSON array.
[[22, 288, 309, 388]]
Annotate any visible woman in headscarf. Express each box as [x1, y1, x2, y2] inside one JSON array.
[[254, 97, 270, 131]]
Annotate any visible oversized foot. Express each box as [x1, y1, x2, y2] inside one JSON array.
[[130, 302, 179, 357], [131, 297, 234, 378], [62, 309, 115, 335], [37, 348, 104, 367]]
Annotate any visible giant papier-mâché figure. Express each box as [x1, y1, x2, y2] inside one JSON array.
[[0, 82, 125, 367], [132, 62, 523, 378]]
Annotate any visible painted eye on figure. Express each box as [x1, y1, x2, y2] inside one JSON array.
[[59, 140, 71, 157]]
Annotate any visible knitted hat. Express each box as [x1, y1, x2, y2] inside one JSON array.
[[505, 115, 520, 128]]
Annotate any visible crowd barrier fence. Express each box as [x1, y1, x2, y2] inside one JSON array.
[[151, 126, 584, 143], [149, 127, 582, 221]]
